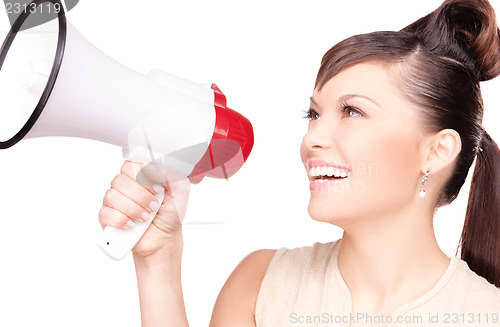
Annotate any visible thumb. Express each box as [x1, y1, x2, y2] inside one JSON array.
[[136, 160, 187, 187]]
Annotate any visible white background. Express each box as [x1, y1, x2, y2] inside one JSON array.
[[0, 0, 499, 326]]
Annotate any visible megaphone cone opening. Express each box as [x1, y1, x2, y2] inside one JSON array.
[[0, 0, 67, 149]]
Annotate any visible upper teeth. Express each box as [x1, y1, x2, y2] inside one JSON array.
[[309, 166, 351, 178]]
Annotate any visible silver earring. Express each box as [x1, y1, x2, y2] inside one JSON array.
[[419, 169, 430, 198]]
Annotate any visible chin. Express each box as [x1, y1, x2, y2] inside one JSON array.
[[308, 202, 347, 226]]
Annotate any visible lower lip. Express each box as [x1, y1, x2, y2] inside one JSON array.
[[309, 178, 349, 192]]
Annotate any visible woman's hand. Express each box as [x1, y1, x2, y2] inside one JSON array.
[[99, 161, 191, 326], [98, 160, 191, 262]]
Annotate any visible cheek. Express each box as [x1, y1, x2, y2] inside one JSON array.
[[347, 124, 421, 208]]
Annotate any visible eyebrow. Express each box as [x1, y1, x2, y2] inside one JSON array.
[[310, 94, 381, 109]]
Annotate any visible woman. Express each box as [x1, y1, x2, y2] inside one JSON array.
[[98, 0, 500, 325]]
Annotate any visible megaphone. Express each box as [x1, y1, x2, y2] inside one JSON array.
[[0, 0, 254, 260]]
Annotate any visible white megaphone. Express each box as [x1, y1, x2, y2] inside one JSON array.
[[0, 0, 254, 260]]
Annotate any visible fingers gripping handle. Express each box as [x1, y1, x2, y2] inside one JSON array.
[[98, 192, 165, 261]]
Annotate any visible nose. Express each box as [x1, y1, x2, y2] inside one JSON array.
[[302, 119, 334, 152]]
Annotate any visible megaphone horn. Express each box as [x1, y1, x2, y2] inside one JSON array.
[[0, 0, 254, 260]]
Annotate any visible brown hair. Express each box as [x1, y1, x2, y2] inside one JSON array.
[[315, 0, 500, 287]]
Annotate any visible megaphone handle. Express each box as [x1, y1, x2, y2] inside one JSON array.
[[98, 192, 165, 261]]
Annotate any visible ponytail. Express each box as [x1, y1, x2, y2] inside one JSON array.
[[460, 131, 500, 287]]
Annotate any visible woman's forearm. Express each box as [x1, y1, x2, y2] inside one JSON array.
[[133, 240, 189, 327]]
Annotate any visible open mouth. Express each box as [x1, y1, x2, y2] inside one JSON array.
[[309, 166, 351, 181], [314, 175, 348, 181]]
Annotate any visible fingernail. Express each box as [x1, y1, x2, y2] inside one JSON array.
[[141, 212, 150, 222], [153, 184, 164, 194], [149, 201, 160, 212], [126, 221, 136, 229]]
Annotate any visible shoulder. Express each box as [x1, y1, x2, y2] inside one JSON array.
[[209, 240, 340, 326], [230, 248, 279, 295], [231, 240, 339, 284], [441, 258, 500, 308], [263, 240, 340, 277], [220, 248, 279, 297], [253, 240, 341, 325], [456, 259, 500, 299], [256, 240, 341, 291], [257, 240, 340, 289], [209, 249, 277, 326]]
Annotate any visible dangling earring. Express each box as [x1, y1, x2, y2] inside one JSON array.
[[419, 169, 430, 198]]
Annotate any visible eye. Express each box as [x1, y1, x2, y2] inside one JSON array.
[[340, 104, 364, 118], [303, 108, 320, 121]]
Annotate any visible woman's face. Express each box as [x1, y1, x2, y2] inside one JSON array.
[[300, 61, 425, 229]]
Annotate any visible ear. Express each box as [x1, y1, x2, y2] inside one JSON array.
[[420, 129, 462, 174]]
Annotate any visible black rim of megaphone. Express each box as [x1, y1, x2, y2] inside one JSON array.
[[0, 0, 66, 149]]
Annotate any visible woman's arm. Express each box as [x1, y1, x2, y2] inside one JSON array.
[[99, 161, 276, 326], [133, 237, 188, 327]]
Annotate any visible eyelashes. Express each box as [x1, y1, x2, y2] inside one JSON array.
[[302, 108, 320, 120], [303, 102, 365, 121], [339, 101, 364, 118]]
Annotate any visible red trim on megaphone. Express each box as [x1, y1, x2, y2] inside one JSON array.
[[188, 84, 254, 184]]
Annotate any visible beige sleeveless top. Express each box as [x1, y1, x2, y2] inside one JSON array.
[[255, 239, 500, 327]]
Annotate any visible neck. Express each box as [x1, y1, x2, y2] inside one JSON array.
[[337, 202, 450, 314]]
